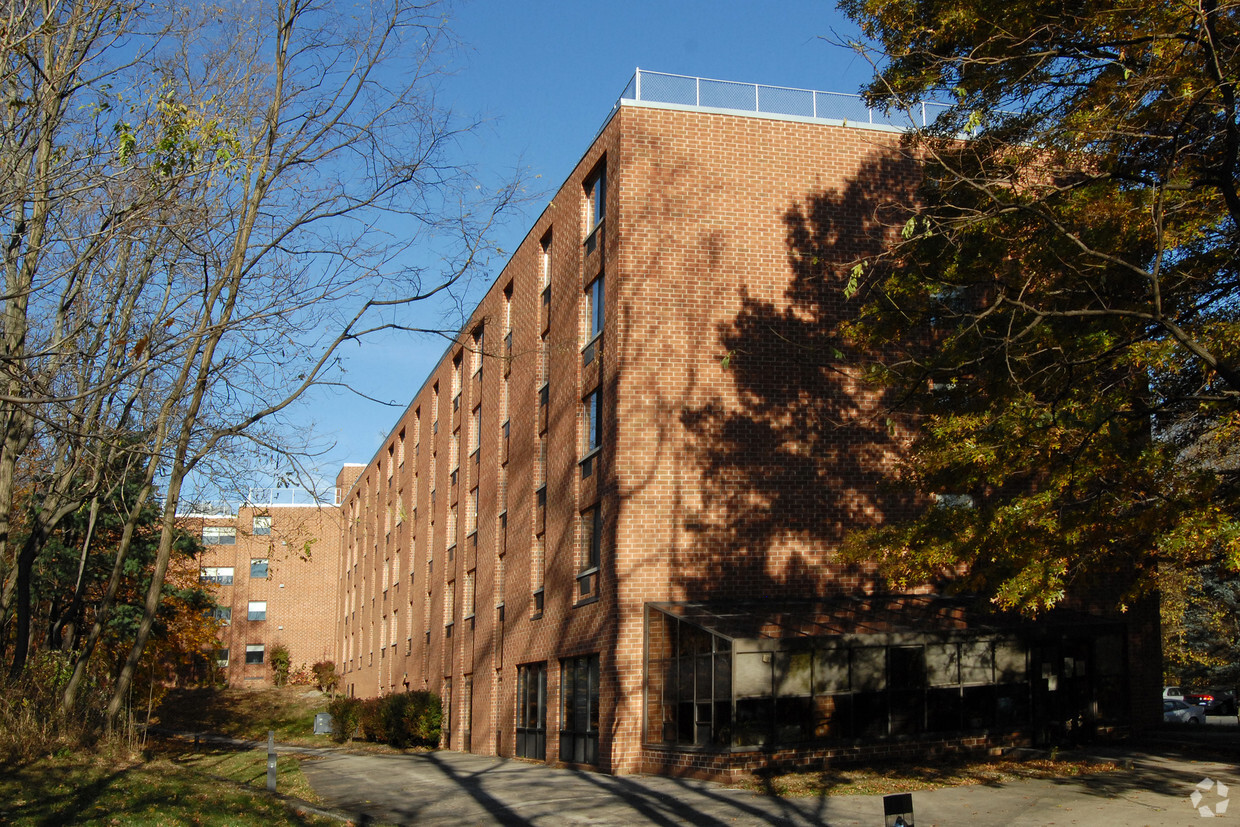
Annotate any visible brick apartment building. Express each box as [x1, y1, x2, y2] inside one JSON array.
[[266, 72, 1156, 778], [189, 495, 343, 685]]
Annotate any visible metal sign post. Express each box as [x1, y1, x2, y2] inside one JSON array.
[[267, 730, 277, 792]]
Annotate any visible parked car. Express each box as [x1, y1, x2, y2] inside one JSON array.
[[1164, 698, 1206, 724], [1163, 686, 1186, 701], [1186, 688, 1238, 716]]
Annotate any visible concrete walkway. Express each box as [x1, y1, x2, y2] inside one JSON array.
[[298, 737, 1240, 826]]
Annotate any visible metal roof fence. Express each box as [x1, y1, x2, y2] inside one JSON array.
[[613, 68, 950, 132]]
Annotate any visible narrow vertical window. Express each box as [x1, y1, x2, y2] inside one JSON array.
[[539, 232, 552, 306], [470, 405, 481, 464], [448, 502, 458, 556], [577, 506, 601, 599], [467, 486, 478, 537], [503, 282, 514, 376], [471, 326, 483, 377], [586, 167, 605, 235], [445, 579, 455, 637], [532, 535, 545, 619], [496, 550, 506, 616], [582, 390, 601, 455], [431, 383, 439, 434], [452, 352, 463, 412], [583, 274, 604, 365]]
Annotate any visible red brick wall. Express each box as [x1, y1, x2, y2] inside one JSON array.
[[333, 100, 1160, 775], [194, 504, 342, 686]]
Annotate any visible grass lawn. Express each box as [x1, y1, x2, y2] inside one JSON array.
[[0, 745, 337, 826], [152, 686, 330, 745], [0, 686, 342, 826]]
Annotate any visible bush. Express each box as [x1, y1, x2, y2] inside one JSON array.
[[0, 650, 109, 761], [288, 661, 315, 686], [358, 697, 385, 742], [345, 691, 442, 747], [269, 645, 291, 687], [326, 696, 362, 743], [311, 660, 339, 693], [383, 690, 442, 748]]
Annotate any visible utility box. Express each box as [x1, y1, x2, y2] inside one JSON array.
[[883, 792, 914, 827], [313, 712, 333, 735]]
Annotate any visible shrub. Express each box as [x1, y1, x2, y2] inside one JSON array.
[[358, 697, 385, 742], [383, 690, 442, 748], [269, 645, 291, 687], [326, 696, 362, 743], [288, 661, 315, 686], [0, 650, 109, 761], [311, 660, 339, 693]]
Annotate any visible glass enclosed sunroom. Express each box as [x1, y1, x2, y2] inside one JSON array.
[[644, 597, 1129, 752]]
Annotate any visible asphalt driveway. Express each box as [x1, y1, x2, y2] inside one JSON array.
[[298, 737, 1239, 826]]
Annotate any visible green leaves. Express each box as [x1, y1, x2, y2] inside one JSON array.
[[836, 0, 1240, 615]]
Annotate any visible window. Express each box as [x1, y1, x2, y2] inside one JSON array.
[[582, 390, 601, 455], [536, 485, 547, 535], [202, 526, 236, 545], [200, 566, 234, 585], [585, 166, 605, 235], [250, 558, 269, 579], [467, 487, 479, 536], [532, 532, 545, 619], [583, 274, 604, 364], [445, 580, 455, 636], [561, 654, 600, 765], [516, 662, 547, 760], [496, 552, 506, 612], [464, 569, 476, 619], [452, 352, 462, 411], [215, 648, 230, 668], [248, 601, 267, 621], [578, 506, 601, 598], [245, 644, 264, 665], [212, 606, 232, 625], [539, 232, 552, 309], [252, 515, 271, 536], [471, 327, 483, 376], [470, 406, 481, 463], [448, 502, 458, 553]]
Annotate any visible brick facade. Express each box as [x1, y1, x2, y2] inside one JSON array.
[[192, 503, 342, 686], [319, 89, 1157, 777]]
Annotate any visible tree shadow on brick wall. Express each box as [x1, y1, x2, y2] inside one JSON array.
[[677, 151, 920, 601]]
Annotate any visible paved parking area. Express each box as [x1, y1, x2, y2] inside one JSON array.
[[298, 737, 1240, 826]]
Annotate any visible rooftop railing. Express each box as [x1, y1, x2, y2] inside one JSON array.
[[612, 69, 949, 132], [177, 487, 330, 517]]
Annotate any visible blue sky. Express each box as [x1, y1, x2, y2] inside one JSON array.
[[293, 0, 873, 493]]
